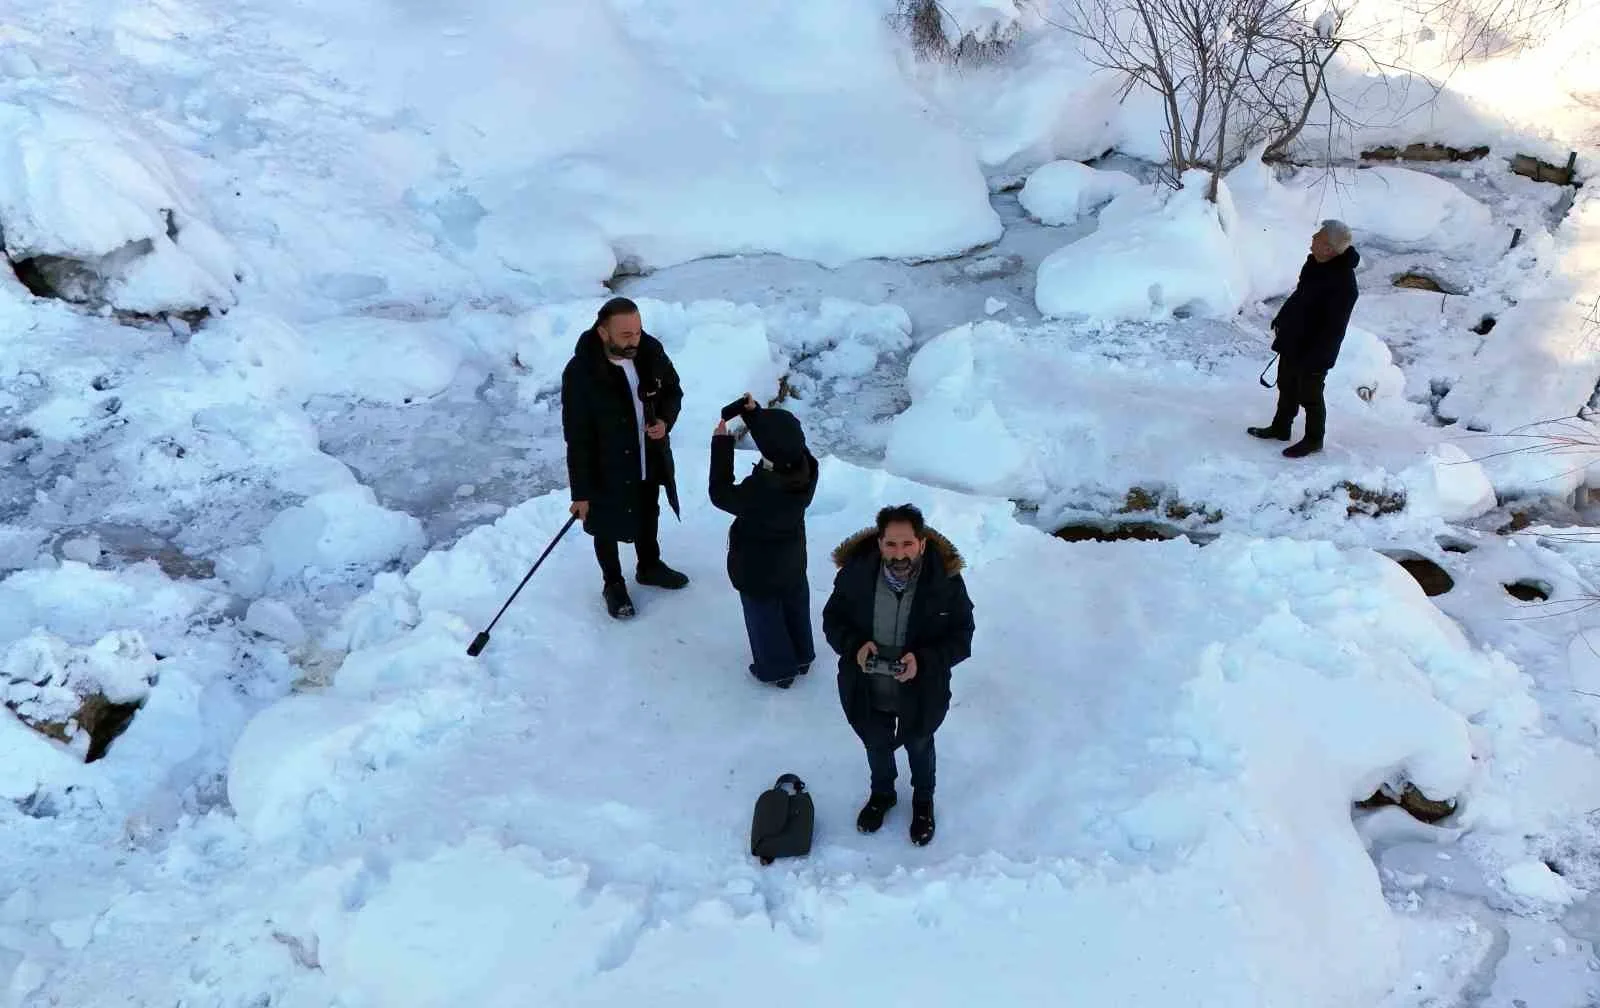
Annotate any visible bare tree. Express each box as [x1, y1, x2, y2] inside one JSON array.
[[892, 1, 1022, 66], [1048, 0, 1570, 196], [1052, 0, 1343, 197]]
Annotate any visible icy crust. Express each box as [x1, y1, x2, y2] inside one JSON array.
[[0, 96, 239, 315], [204, 459, 1533, 1006]]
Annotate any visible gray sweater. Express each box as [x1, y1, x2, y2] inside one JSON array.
[[868, 565, 917, 712]]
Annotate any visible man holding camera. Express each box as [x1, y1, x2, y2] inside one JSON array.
[[561, 296, 689, 620], [823, 504, 975, 846]]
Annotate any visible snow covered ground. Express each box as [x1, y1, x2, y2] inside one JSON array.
[[5, 0, 1600, 1004]]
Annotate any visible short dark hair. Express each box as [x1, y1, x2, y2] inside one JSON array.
[[596, 296, 640, 327], [876, 503, 926, 538]]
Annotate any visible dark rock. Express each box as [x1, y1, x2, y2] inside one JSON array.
[[23, 693, 145, 764], [1055, 521, 1181, 544], [1339, 481, 1407, 518], [1505, 579, 1551, 602], [1382, 552, 1454, 596], [1362, 143, 1490, 163], [1393, 272, 1466, 295], [1511, 152, 1577, 186], [1357, 782, 1457, 824]]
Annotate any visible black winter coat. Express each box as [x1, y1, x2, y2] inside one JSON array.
[[560, 327, 683, 542], [1271, 246, 1361, 372], [822, 527, 975, 742], [709, 434, 819, 596]]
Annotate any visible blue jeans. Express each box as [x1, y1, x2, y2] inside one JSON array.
[[738, 579, 814, 683], [862, 710, 936, 802]]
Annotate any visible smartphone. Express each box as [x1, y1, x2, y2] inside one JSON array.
[[720, 397, 750, 422]]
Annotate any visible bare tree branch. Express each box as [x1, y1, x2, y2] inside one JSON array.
[[1047, 0, 1571, 192]]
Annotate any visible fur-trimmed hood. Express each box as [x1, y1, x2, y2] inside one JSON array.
[[572, 325, 668, 373], [830, 526, 965, 575]]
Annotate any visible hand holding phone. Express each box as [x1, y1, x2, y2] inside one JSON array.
[[720, 393, 756, 422]]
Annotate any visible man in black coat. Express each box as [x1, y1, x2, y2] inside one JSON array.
[[710, 397, 821, 690], [1249, 219, 1361, 458], [561, 297, 688, 620], [822, 503, 975, 846]]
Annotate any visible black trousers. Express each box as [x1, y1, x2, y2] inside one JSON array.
[[739, 578, 815, 683], [861, 710, 936, 802], [1271, 362, 1328, 444], [594, 481, 661, 583]]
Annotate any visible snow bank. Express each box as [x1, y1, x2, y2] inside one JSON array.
[[0, 97, 238, 314], [1033, 160, 1491, 322], [296, 317, 465, 405], [287, 0, 1000, 291], [0, 558, 234, 812], [935, 0, 1028, 41], [259, 486, 426, 589], [1288, 166, 1496, 255], [884, 322, 1030, 496], [201, 455, 1534, 1008], [1437, 185, 1600, 442], [461, 294, 912, 423], [1214, 158, 1497, 308], [1035, 171, 1252, 321], [0, 561, 212, 650], [1330, 325, 1410, 409], [1224, 155, 1324, 300], [1019, 160, 1140, 225], [883, 320, 1495, 534], [227, 686, 476, 843], [912, 34, 1126, 179]]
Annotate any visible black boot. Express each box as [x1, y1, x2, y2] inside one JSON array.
[[1247, 425, 1291, 441], [1283, 439, 1323, 458], [636, 561, 689, 589], [909, 799, 936, 846], [602, 580, 635, 620], [856, 791, 897, 833]]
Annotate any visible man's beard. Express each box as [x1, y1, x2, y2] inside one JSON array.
[[886, 556, 917, 577], [604, 340, 638, 359]]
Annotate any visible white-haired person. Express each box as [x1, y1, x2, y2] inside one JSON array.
[[1249, 219, 1361, 458]]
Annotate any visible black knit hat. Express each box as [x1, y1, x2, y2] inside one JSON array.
[[744, 407, 808, 471]]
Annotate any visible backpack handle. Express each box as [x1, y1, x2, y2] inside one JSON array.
[[774, 773, 806, 794]]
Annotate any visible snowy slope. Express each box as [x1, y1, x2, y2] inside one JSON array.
[[15, 462, 1557, 1007], [4, 0, 1600, 1005]]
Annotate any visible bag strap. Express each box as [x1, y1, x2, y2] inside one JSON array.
[[774, 773, 806, 794], [1258, 354, 1279, 389]]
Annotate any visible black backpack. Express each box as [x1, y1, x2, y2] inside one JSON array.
[[750, 773, 815, 865]]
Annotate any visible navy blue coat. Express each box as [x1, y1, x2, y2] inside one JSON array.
[[1271, 246, 1361, 371], [822, 527, 975, 741], [709, 434, 819, 596]]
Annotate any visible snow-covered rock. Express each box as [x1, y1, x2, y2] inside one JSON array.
[[1019, 160, 1140, 225], [0, 97, 239, 316], [883, 319, 1498, 533], [260, 487, 426, 588], [1287, 166, 1495, 254], [1035, 170, 1252, 321]]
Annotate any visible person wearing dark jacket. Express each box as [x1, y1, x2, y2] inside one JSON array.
[[709, 396, 820, 690], [1249, 219, 1361, 458], [822, 503, 975, 846], [561, 296, 688, 620]]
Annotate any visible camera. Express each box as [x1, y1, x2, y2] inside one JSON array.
[[864, 645, 905, 677]]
